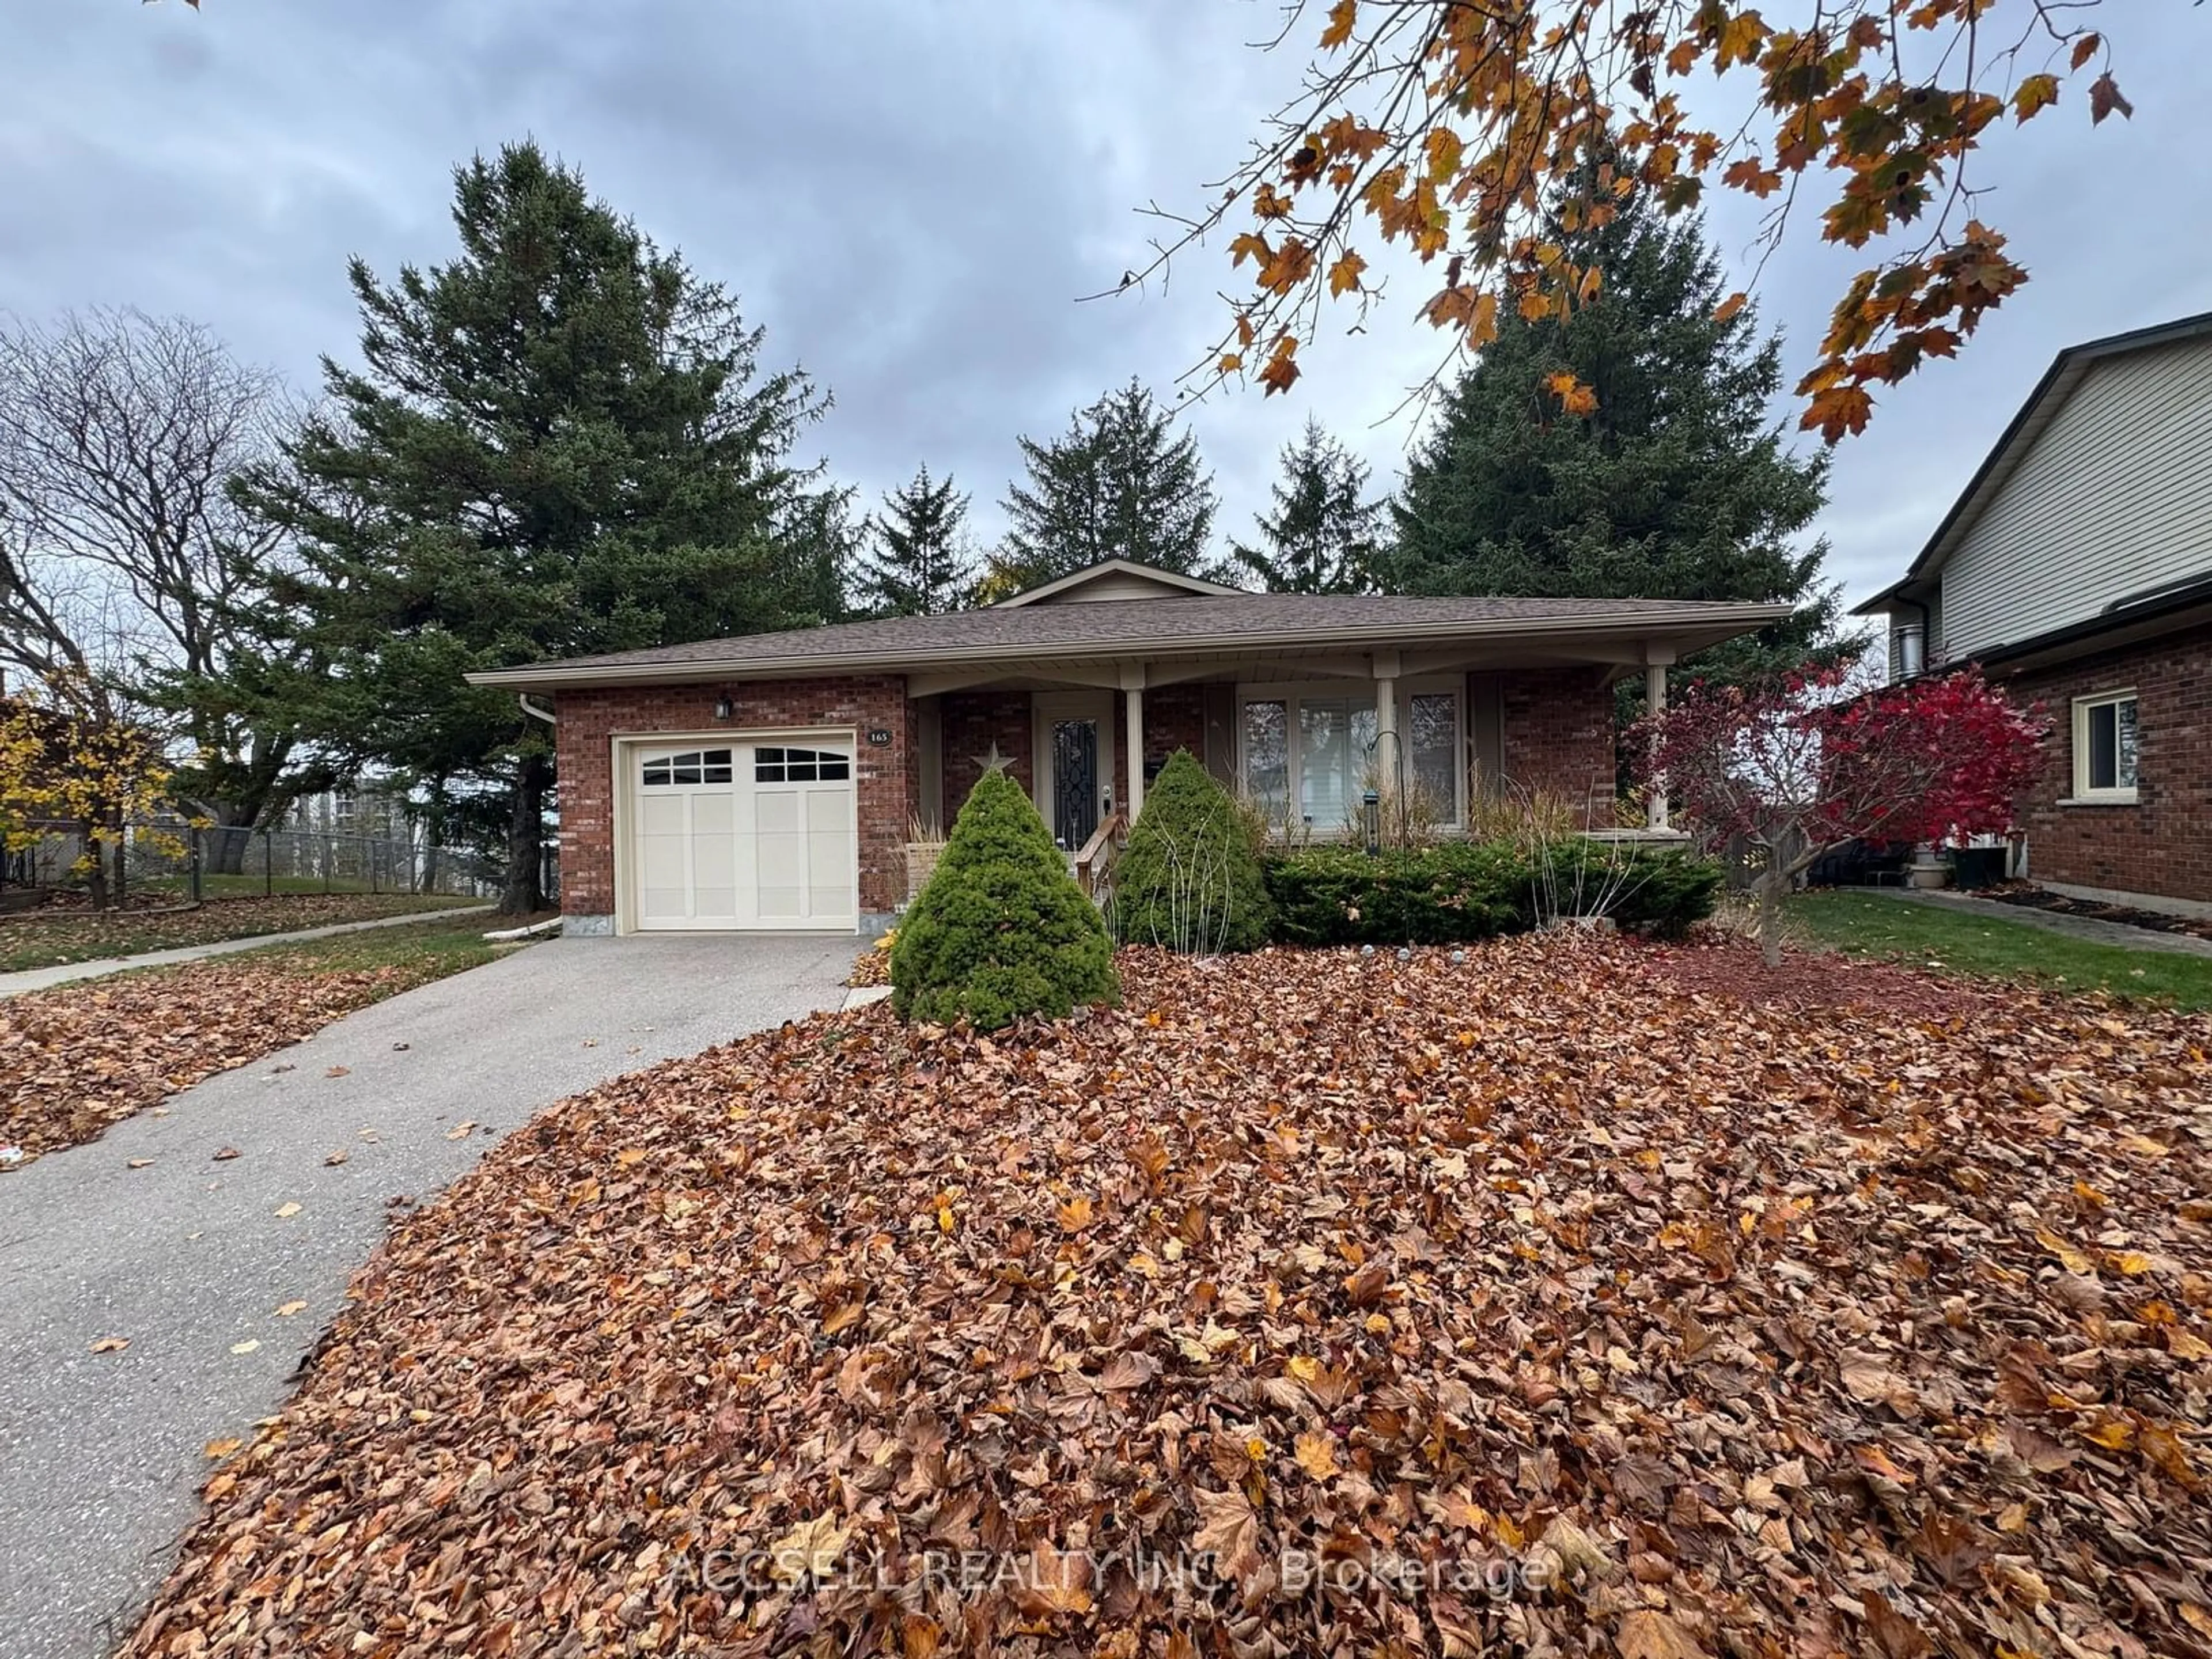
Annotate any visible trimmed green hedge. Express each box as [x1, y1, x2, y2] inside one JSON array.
[[1562, 847, 1724, 940], [1265, 840, 1720, 946], [1268, 842, 1534, 946], [1111, 751, 1273, 953], [891, 768, 1119, 1030]]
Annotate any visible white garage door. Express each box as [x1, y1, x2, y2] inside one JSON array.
[[632, 741, 858, 931]]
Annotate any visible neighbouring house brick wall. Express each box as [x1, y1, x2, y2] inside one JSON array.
[[1495, 669, 1618, 821], [2002, 621, 2212, 903], [551, 677, 911, 922], [939, 691, 1033, 825]]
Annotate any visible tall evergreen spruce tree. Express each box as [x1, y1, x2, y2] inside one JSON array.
[[996, 380, 1217, 590], [857, 464, 974, 616], [781, 484, 865, 624], [1385, 184, 1846, 681], [234, 142, 839, 911], [1228, 417, 1381, 594]]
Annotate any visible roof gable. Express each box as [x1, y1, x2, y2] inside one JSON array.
[[994, 558, 1243, 607], [1856, 309, 2212, 613]]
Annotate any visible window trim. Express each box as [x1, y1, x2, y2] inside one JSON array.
[[2069, 688, 2140, 802], [1234, 677, 1466, 831]]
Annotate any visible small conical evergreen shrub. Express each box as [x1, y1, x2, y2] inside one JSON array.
[[1110, 749, 1273, 953], [891, 767, 1120, 1030]]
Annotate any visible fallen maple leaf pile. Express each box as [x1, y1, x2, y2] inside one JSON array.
[[1636, 937, 2008, 1018], [123, 935, 2212, 1658], [2, 955, 448, 1166]]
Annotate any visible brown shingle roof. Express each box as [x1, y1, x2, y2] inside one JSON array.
[[469, 592, 1793, 688]]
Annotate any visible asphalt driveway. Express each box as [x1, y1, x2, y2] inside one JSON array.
[[0, 932, 857, 1659]]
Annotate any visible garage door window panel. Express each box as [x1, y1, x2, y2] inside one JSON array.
[[642, 748, 733, 788], [756, 746, 850, 785]]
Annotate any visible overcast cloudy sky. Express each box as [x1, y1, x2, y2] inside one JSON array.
[[6, 1, 2207, 614]]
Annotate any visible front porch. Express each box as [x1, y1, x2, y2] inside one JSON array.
[[902, 647, 1681, 892]]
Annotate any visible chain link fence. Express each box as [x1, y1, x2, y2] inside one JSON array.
[[2, 819, 556, 907]]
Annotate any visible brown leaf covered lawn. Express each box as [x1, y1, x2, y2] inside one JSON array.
[[0, 891, 478, 973], [123, 937, 2212, 1659], [1, 929, 498, 1167]]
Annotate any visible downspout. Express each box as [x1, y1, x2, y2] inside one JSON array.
[[516, 694, 558, 911], [1897, 594, 1932, 679], [1888, 594, 1958, 875]]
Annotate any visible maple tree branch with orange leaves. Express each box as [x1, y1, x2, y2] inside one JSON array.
[[1126, 0, 2127, 440]]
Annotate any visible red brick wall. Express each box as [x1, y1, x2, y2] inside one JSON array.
[[1135, 685, 1207, 801], [551, 677, 910, 921], [933, 687, 1203, 827], [938, 692, 1033, 825], [1496, 669, 1619, 821], [2002, 622, 2212, 903]]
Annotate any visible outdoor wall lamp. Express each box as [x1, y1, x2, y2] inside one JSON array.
[[713, 694, 733, 719], [1362, 788, 1381, 857]]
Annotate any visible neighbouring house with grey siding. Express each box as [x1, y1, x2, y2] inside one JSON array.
[[1856, 309, 2212, 907]]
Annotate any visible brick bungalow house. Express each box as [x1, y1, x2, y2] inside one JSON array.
[[469, 559, 1788, 934], [1855, 310, 2212, 908]]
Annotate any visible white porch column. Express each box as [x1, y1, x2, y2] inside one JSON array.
[[1372, 649, 1400, 797], [1122, 662, 1147, 823], [914, 695, 944, 834], [1644, 656, 1671, 830]]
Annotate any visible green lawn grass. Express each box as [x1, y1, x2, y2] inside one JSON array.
[[136, 873, 482, 899], [0, 892, 482, 974], [233, 915, 520, 983], [1791, 889, 2212, 1012]]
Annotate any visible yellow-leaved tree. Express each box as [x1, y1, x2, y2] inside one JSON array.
[[1151, 0, 2131, 438], [0, 671, 188, 911]]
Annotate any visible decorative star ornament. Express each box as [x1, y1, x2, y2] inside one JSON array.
[[973, 740, 1012, 776]]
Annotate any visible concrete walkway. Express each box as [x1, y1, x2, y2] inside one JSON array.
[[1874, 887, 2212, 958], [0, 904, 497, 998], [0, 931, 858, 1659]]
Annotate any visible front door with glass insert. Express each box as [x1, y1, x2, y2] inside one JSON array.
[[1032, 693, 1117, 851], [1051, 719, 1100, 849]]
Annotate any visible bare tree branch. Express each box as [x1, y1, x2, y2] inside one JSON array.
[[0, 307, 290, 690]]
